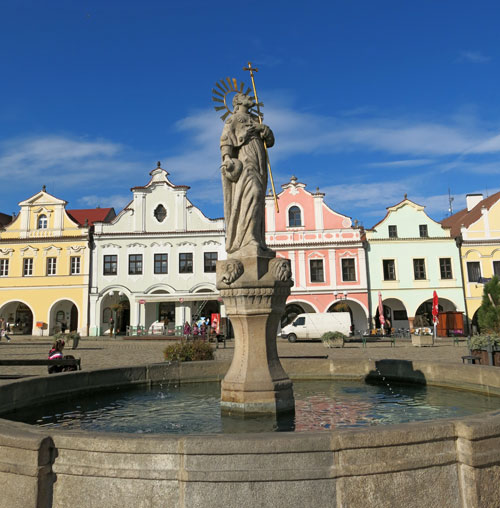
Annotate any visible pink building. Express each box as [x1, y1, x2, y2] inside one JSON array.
[[265, 176, 369, 332]]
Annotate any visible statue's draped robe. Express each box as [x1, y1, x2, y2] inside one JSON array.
[[220, 113, 274, 255]]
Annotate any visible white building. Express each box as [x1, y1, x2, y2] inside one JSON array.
[[89, 163, 226, 336]]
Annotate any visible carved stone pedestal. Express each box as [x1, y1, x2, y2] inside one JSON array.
[[217, 255, 295, 414]]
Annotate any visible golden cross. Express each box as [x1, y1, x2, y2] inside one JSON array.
[[243, 62, 279, 213]]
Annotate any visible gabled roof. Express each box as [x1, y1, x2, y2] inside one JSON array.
[[441, 191, 500, 237], [131, 162, 190, 191], [67, 208, 116, 226], [367, 198, 423, 231]]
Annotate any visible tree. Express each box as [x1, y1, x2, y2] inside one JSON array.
[[478, 276, 500, 334]]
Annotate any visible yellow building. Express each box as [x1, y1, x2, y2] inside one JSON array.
[[0, 188, 113, 336], [442, 192, 500, 331]]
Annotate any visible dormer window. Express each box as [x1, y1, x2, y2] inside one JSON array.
[[288, 206, 302, 227], [154, 204, 167, 223], [37, 214, 48, 229]]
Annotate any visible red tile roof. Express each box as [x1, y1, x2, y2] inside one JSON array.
[[67, 208, 116, 226], [440, 191, 500, 237]]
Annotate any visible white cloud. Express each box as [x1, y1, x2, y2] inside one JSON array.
[[458, 51, 491, 64], [365, 159, 435, 168], [78, 194, 131, 212]]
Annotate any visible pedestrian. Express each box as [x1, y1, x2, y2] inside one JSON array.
[[192, 323, 199, 337], [60, 320, 67, 333], [0, 318, 10, 343], [109, 316, 115, 337], [183, 321, 191, 337], [384, 318, 392, 336], [200, 322, 207, 339]]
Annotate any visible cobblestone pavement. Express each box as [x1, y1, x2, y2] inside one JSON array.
[[0, 334, 470, 382]]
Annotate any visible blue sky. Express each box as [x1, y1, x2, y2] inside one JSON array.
[[1, 0, 500, 227]]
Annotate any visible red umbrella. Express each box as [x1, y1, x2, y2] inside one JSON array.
[[378, 292, 385, 328], [432, 291, 439, 324]]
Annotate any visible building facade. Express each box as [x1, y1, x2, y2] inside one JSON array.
[[441, 192, 500, 331], [89, 163, 226, 336], [365, 198, 466, 332], [265, 176, 369, 332], [0, 189, 93, 336]]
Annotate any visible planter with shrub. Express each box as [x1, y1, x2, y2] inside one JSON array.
[[321, 331, 346, 348], [53, 331, 80, 350], [163, 339, 214, 362]]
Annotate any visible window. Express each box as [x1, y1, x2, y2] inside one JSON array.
[[413, 259, 426, 280], [467, 262, 481, 283], [310, 259, 324, 282], [0, 259, 8, 277], [46, 257, 57, 276], [154, 253, 168, 274], [493, 261, 500, 277], [383, 259, 396, 281], [56, 310, 65, 323], [103, 255, 117, 275], [419, 224, 428, 238], [154, 204, 167, 223], [204, 252, 218, 273], [23, 258, 33, 276], [341, 258, 356, 281], [129, 254, 143, 275], [388, 225, 398, 238], [70, 256, 81, 275], [393, 310, 408, 321], [179, 253, 193, 273], [288, 206, 302, 227], [37, 214, 48, 229], [439, 258, 453, 279], [102, 307, 112, 324], [293, 316, 305, 326]]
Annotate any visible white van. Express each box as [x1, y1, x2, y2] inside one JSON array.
[[280, 313, 351, 342]]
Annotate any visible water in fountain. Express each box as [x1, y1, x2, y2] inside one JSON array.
[[4, 379, 500, 434]]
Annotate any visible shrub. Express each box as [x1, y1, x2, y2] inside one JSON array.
[[321, 331, 347, 342], [163, 339, 214, 362], [469, 334, 500, 350], [478, 276, 500, 334], [53, 331, 80, 349]]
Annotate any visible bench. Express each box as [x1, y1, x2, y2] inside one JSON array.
[[0, 358, 81, 370], [361, 336, 396, 348], [461, 355, 481, 365]]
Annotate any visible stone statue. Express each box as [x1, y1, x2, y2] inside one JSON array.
[[220, 93, 275, 258]]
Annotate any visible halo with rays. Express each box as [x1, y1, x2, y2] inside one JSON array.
[[212, 77, 262, 121]]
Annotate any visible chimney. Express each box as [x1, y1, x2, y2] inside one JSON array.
[[466, 193, 483, 211]]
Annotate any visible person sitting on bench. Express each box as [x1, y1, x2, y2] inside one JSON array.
[[48, 340, 78, 374]]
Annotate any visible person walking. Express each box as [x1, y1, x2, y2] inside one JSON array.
[[0, 318, 10, 343]]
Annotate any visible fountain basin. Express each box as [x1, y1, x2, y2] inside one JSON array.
[[1, 358, 500, 508]]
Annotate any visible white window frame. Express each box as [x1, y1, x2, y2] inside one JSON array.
[[70, 256, 81, 275], [47, 257, 57, 276], [340, 257, 357, 282], [309, 258, 325, 283], [37, 214, 48, 229], [23, 258, 33, 276], [286, 203, 305, 228], [0, 258, 8, 277]]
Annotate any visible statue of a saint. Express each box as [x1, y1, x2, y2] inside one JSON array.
[[220, 93, 275, 257]]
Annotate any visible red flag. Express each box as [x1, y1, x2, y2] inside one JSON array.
[[378, 292, 385, 327], [432, 291, 439, 325]]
